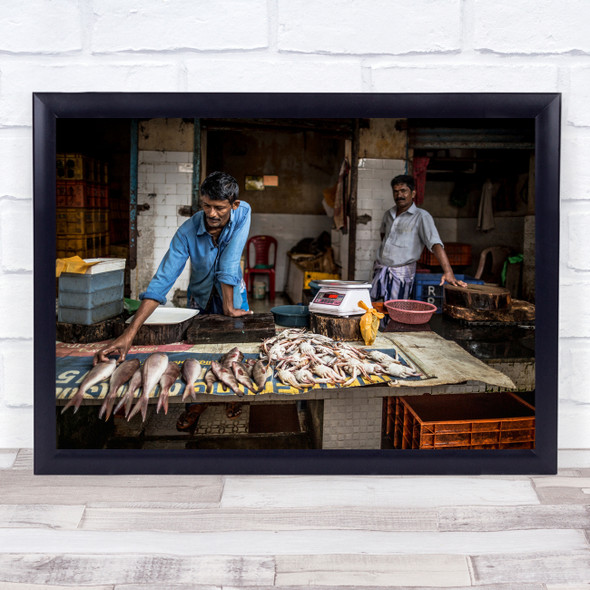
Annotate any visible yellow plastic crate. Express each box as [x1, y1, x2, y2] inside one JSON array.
[[56, 235, 86, 258], [56, 232, 110, 259], [56, 208, 108, 235], [303, 271, 340, 290]]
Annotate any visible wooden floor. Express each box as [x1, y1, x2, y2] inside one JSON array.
[[0, 449, 589, 588]]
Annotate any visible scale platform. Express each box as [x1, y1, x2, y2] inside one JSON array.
[[308, 280, 373, 317]]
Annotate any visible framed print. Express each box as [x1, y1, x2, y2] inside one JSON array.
[[34, 92, 560, 475]]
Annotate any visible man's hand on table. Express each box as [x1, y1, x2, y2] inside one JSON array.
[[439, 272, 468, 288], [225, 308, 254, 318], [93, 332, 134, 365]]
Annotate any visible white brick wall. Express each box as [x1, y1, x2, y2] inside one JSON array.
[[354, 158, 406, 281], [0, 0, 588, 449], [131, 150, 193, 301]]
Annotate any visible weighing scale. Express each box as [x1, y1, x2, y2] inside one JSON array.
[[308, 280, 373, 317]]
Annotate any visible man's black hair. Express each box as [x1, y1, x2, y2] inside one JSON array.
[[200, 171, 239, 204], [390, 174, 415, 192]]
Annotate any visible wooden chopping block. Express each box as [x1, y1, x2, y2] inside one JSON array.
[[57, 314, 126, 343], [113, 316, 194, 345], [186, 312, 276, 344], [444, 284, 512, 311], [309, 312, 362, 342], [443, 299, 535, 323]]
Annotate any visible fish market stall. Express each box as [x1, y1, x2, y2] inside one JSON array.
[[56, 323, 516, 450]]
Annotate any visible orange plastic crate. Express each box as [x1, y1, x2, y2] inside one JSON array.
[[389, 392, 535, 450], [419, 242, 472, 267]]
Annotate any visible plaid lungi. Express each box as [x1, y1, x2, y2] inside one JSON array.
[[370, 262, 416, 301]]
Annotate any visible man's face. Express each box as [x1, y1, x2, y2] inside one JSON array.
[[392, 183, 415, 212], [200, 194, 239, 230]]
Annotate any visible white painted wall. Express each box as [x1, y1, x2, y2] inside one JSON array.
[[0, 0, 588, 449]]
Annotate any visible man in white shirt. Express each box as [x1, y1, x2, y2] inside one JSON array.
[[371, 174, 467, 302]]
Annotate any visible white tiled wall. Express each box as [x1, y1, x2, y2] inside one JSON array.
[[131, 150, 193, 302], [354, 158, 406, 281]]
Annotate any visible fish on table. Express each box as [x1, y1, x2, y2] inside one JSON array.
[[211, 359, 243, 397], [232, 360, 257, 393], [252, 359, 271, 391], [156, 361, 181, 415], [99, 358, 141, 421], [181, 358, 204, 402], [113, 367, 143, 419], [128, 352, 169, 422], [61, 358, 117, 414]]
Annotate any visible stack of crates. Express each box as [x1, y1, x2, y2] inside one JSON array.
[[56, 154, 110, 259], [58, 258, 126, 325], [413, 273, 484, 313]]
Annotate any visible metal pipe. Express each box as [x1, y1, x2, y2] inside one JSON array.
[[128, 119, 138, 270], [192, 118, 201, 213]]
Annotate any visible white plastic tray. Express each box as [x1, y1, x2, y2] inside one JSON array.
[[126, 307, 199, 325], [84, 258, 126, 274]]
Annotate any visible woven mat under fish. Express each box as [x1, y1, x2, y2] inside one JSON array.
[[56, 348, 423, 403]]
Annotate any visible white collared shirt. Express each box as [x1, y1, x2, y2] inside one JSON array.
[[376, 202, 443, 267]]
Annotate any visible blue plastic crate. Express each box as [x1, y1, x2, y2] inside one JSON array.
[[58, 269, 124, 324], [413, 274, 484, 313]]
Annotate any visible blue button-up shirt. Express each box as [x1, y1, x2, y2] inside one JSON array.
[[139, 201, 251, 310], [376, 202, 443, 267]]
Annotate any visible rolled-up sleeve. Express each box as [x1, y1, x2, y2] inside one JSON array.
[[139, 228, 190, 305], [216, 203, 251, 286]]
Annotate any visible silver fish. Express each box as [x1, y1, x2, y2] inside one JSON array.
[[99, 358, 141, 421], [182, 358, 203, 402], [156, 361, 181, 415], [113, 367, 142, 418], [204, 368, 217, 394], [211, 360, 243, 397], [61, 359, 117, 414], [129, 352, 168, 422]]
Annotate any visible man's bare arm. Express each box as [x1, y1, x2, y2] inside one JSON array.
[[220, 282, 253, 317], [431, 244, 468, 287], [93, 298, 160, 365]]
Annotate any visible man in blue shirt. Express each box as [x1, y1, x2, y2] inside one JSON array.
[[94, 171, 252, 426], [371, 174, 466, 302]]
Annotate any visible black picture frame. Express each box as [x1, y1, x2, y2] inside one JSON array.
[[34, 92, 560, 475]]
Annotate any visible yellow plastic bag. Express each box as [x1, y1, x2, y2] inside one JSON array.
[[358, 300, 384, 346], [55, 256, 101, 278]]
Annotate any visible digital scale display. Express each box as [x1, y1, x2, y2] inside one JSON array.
[[314, 291, 345, 306]]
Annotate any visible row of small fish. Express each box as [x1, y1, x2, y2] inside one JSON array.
[[61, 353, 187, 421], [259, 328, 420, 389], [206, 346, 271, 398], [60, 347, 272, 422]]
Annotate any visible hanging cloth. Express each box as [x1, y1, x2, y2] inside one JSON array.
[[477, 178, 497, 232], [412, 156, 430, 205], [333, 157, 350, 231]]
